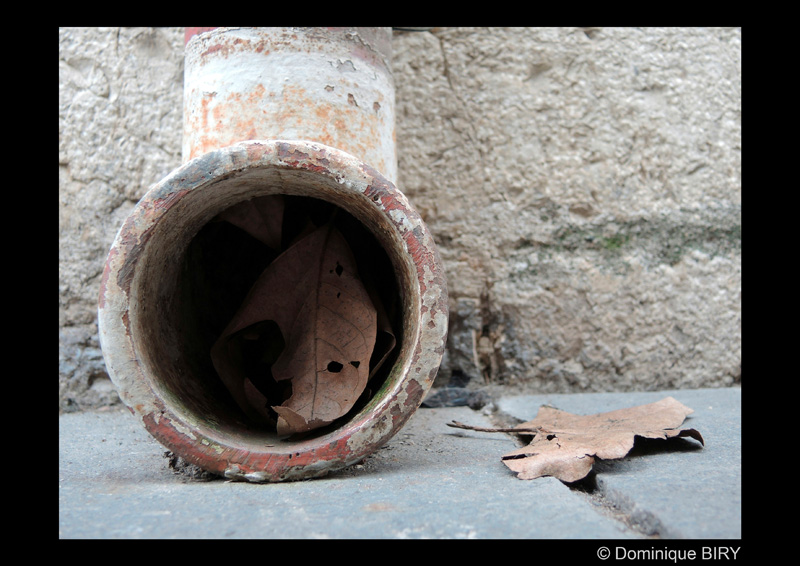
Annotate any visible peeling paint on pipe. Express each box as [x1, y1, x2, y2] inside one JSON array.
[[98, 28, 447, 482], [183, 27, 397, 183]]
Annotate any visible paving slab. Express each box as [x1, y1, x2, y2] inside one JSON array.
[[60, 402, 635, 539], [497, 387, 741, 539], [59, 387, 740, 540]]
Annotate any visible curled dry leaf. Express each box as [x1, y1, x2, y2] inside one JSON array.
[[270, 223, 377, 435], [211, 220, 377, 436], [448, 397, 703, 483], [500, 397, 704, 482], [215, 195, 285, 251]]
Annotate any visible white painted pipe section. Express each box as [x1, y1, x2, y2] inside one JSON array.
[[182, 27, 397, 183]]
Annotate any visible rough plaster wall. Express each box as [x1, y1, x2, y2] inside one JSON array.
[[58, 27, 741, 411], [59, 28, 185, 410], [393, 28, 740, 394]]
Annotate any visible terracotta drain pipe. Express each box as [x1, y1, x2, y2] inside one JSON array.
[[98, 27, 448, 482]]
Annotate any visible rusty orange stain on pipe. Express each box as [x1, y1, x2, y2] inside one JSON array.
[[182, 27, 397, 182]]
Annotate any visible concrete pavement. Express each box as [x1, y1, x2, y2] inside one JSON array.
[[59, 387, 740, 540]]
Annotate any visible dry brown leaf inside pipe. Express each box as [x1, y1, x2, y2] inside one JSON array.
[[210, 198, 396, 436]]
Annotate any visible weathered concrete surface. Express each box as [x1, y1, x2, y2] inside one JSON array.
[[59, 27, 741, 410], [59, 388, 740, 539], [58, 402, 633, 539]]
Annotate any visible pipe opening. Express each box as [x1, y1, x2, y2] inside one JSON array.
[[129, 170, 411, 451], [175, 195, 402, 440], [100, 140, 446, 480]]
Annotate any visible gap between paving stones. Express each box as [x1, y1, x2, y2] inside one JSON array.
[[482, 403, 665, 539]]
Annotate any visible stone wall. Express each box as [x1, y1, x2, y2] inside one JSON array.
[[59, 27, 741, 411]]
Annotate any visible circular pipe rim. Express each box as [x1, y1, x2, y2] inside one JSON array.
[[98, 139, 448, 482]]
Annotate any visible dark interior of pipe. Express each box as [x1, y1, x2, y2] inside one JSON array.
[[172, 195, 402, 440]]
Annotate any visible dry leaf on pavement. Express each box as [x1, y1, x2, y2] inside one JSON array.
[[449, 397, 703, 482]]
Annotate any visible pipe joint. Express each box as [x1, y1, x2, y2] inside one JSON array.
[[99, 28, 446, 482]]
